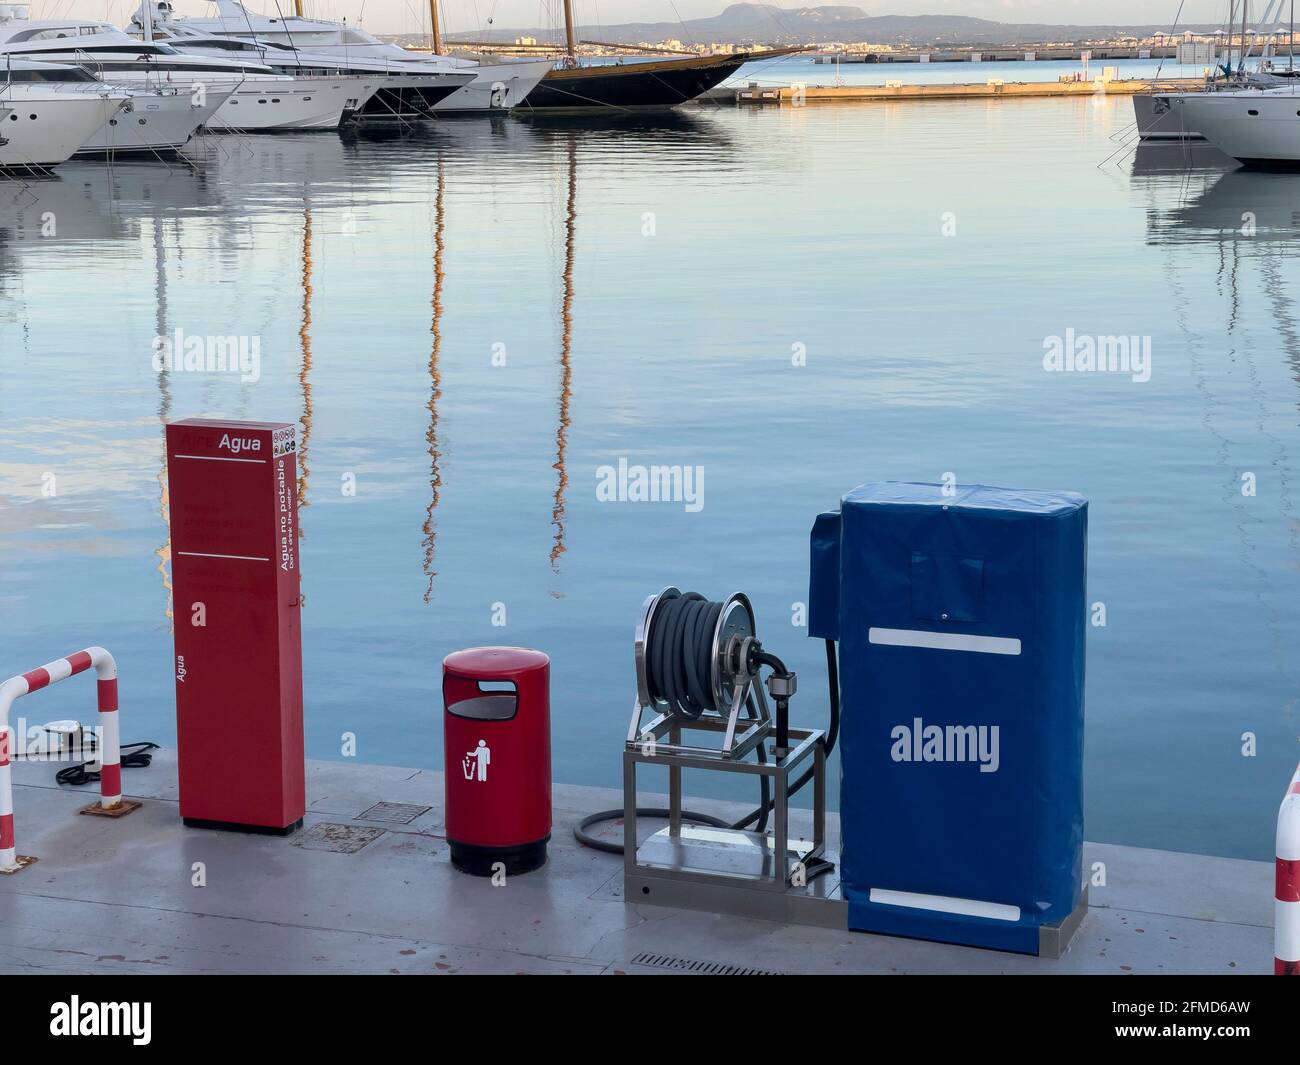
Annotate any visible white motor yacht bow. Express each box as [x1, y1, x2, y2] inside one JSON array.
[[132, 1, 553, 114], [141, 27, 473, 120], [0, 5, 379, 132], [0, 57, 128, 169], [1, 57, 230, 156]]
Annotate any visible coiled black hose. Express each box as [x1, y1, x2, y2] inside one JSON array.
[[644, 591, 724, 721]]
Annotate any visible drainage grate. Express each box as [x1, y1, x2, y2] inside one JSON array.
[[357, 802, 432, 825], [292, 822, 385, 854], [628, 952, 783, 976]]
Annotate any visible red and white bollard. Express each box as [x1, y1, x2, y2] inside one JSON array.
[[1276, 761, 1300, 974], [0, 646, 137, 874]]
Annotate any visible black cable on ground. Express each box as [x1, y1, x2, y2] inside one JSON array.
[[574, 806, 730, 854], [55, 741, 160, 788]]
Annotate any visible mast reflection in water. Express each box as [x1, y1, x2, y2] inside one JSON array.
[[2, 107, 1298, 860]]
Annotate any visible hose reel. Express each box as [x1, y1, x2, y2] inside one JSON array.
[[634, 587, 799, 757], [577, 585, 839, 891], [636, 589, 757, 724]]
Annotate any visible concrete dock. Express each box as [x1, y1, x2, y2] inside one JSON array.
[[712, 77, 1204, 106], [0, 751, 1270, 975]]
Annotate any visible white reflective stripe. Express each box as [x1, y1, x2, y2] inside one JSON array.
[[172, 453, 267, 464], [99, 711, 121, 769], [0, 847, 15, 870], [42, 657, 74, 683], [869, 887, 1022, 922], [87, 647, 117, 681], [869, 627, 1022, 656], [0, 761, 12, 817], [1278, 793, 1300, 861], [1278, 899, 1300, 962], [176, 551, 269, 562]]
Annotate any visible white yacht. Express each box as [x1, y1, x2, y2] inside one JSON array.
[[0, 58, 128, 169], [133, 1, 553, 114], [1162, 86, 1300, 166], [139, 25, 473, 121], [0, 5, 378, 132], [1135, 0, 1300, 142], [2, 57, 230, 157], [1133, 69, 1299, 143]]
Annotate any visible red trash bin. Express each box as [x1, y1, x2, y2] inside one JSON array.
[[443, 647, 551, 876]]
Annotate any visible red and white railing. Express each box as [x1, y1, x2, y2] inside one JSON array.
[[0, 647, 122, 873], [1277, 761, 1300, 974]]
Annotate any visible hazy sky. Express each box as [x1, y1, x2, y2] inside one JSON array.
[[33, 1, 1233, 37]]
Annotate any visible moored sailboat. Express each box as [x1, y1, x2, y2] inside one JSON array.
[[512, 0, 799, 112], [1165, 85, 1300, 166], [1134, 0, 1298, 141]]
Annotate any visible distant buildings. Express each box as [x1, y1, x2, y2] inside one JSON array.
[[385, 28, 1295, 60]]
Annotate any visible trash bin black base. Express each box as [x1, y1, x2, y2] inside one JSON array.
[[449, 837, 548, 877]]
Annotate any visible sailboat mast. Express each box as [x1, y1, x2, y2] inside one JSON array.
[[1240, 0, 1250, 71], [428, 0, 443, 55], [294, 1, 305, 15], [563, 0, 577, 58]]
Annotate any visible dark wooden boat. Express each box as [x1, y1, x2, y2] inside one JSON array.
[[500, 0, 801, 113], [518, 50, 786, 112]]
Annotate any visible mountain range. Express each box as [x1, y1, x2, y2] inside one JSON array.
[[444, 5, 1217, 47]]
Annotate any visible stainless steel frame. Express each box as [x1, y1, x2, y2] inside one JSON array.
[[623, 720, 827, 892]]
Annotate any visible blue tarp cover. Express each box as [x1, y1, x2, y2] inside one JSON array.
[[810, 482, 1087, 954]]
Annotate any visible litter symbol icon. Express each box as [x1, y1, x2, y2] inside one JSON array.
[[463, 739, 491, 782]]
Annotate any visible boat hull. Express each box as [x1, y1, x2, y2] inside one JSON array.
[[516, 55, 749, 112], [1133, 93, 1205, 142], [0, 92, 125, 170], [358, 76, 474, 120], [77, 88, 231, 156], [206, 77, 378, 132], [433, 61, 554, 114], [1169, 91, 1300, 166]]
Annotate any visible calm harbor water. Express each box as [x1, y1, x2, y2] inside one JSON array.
[[1, 96, 1297, 861]]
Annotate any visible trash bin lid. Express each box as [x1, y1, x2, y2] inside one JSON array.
[[443, 646, 549, 679]]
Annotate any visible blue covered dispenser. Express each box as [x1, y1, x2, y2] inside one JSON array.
[[810, 482, 1087, 955]]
